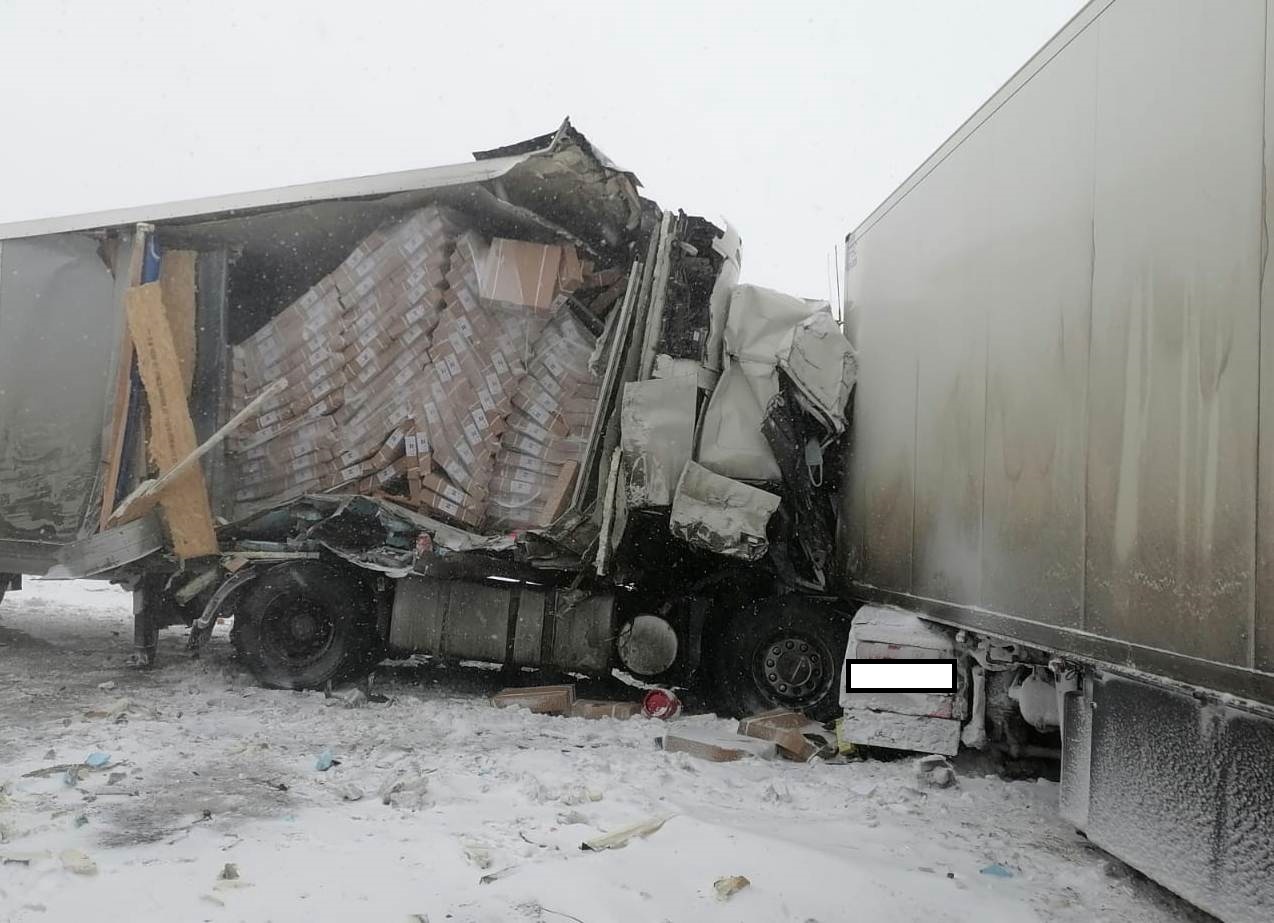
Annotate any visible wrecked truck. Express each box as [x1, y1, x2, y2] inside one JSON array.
[[0, 120, 857, 720]]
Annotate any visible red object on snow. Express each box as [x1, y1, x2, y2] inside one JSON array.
[[642, 688, 681, 719]]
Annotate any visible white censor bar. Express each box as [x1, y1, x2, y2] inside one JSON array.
[[845, 659, 957, 693]]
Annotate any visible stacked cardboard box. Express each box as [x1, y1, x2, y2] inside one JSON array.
[[227, 204, 597, 533], [228, 206, 461, 511], [485, 307, 601, 531]]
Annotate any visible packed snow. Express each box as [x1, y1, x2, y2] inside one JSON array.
[[0, 578, 1205, 922]]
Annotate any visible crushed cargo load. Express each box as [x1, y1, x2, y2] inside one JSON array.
[[227, 205, 612, 534]]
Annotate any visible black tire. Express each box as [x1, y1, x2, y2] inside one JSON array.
[[711, 595, 851, 721], [232, 561, 378, 690]]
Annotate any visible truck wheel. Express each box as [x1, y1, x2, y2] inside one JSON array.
[[232, 561, 378, 690], [711, 596, 849, 721]]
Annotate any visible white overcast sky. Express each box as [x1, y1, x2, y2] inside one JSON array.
[[0, 0, 1083, 298]]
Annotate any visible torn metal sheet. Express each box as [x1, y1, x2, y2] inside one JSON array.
[[41, 514, 165, 579], [703, 222, 742, 374], [778, 311, 857, 433], [621, 377, 697, 508], [696, 285, 853, 482], [669, 461, 780, 561], [697, 361, 782, 481]]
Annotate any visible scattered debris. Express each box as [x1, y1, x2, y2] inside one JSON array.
[[737, 709, 833, 762], [580, 815, 672, 851], [107, 772, 127, 785], [492, 684, 576, 715], [569, 699, 643, 720], [641, 688, 682, 719], [97, 681, 116, 691], [218, 862, 240, 881], [59, 848, 98, 875], [83, 699, 130, 720], [338, 783, 364, 802], [2, 850, 51, 867], [713, 875, 751, 901], [556, 810, 590, 826], [915, 755, 956, 789], [377, 769, 432, 810], [315, 750, 340, 772], [557, 785, 603, 806], [662, 729, 777, 762], [463, 845, 493, 869], [479, 865, 520, 885], [326, 687, 368, 709], [73, 814, 88, 828], [980, 863, 1016, 879], [84, 752, 111, 769]]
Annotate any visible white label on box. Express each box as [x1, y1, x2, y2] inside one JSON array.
[[445, 354, 462, 378], [437, 497, 460, 516], [462, 420, 481, 447], [441, 482, 464, 504], [455, 316, 473, 338], [359, 363, 378, 385], [405, 434, 418, 457], [491, 351, 509, 376], [527, 402, 552, 426], [518, 437, 539, 456], [359, 327, 379, 349], [430, 382, 448, 406], [510, 479, 534, 496], [401, 230, 424, 254], [377, 467, 397, 485], [309, 367, 326, 386], [437, 361, 452, 383], [448, 331, 467, 355], [539, 374, 563, 396], [417, 431, 431, 453], [513, 466, 536, 483], [405, 303, 426, 326], [406, 267, 426, 289], [356, 276, 376, 299], [470, 408, 487, 430], [341, 464, 363, 482], [478, 387, 496, 413], [522, 421, 549, 443], [394, 366, 414, 389], [456, 441, 476, 466], [357, 346, 376, 368], [545, 353, 565, 377], [356, 256, 377, 278], [486, 372, 503, 397], [423, 402, 441, 425]]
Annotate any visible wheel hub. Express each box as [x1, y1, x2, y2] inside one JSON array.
[[758, 635, 827, 703]]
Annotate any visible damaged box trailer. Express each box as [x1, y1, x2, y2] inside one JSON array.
[[840, 2, 1274, 922], [0, 120, 856, 720]]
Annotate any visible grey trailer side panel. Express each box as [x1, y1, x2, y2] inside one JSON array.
[[843, 0, 1274, 702], [0, 234, 121, 554], [1258, 2, 1274, 675], [1085, 0, 1264, 670]]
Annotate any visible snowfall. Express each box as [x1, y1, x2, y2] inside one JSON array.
[[0, 578, 1206, 923]]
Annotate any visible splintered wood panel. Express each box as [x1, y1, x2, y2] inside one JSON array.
[[124, 282, 218, 558], [158, 250, 198, 395]]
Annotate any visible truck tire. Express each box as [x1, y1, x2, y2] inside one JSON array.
[[232, 561, 378, 690], [711, 595, 850, 721]]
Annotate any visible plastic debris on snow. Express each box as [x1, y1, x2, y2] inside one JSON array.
[[315, 750, 339, 772], [714, 875, 751, 901], [580, 815, 673, 851], [980, 863, 1016, 879], [59, 849, 97, 875]]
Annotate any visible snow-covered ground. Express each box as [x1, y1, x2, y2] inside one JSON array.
[[0, 578, 1206, 922]]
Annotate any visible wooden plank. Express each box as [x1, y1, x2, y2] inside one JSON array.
[[97, 229, 147, 533], [541, 459, 579, 528], [158, 250, 198, 395], [124, 282, 219, 559], [107, 377, 288, 527]]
